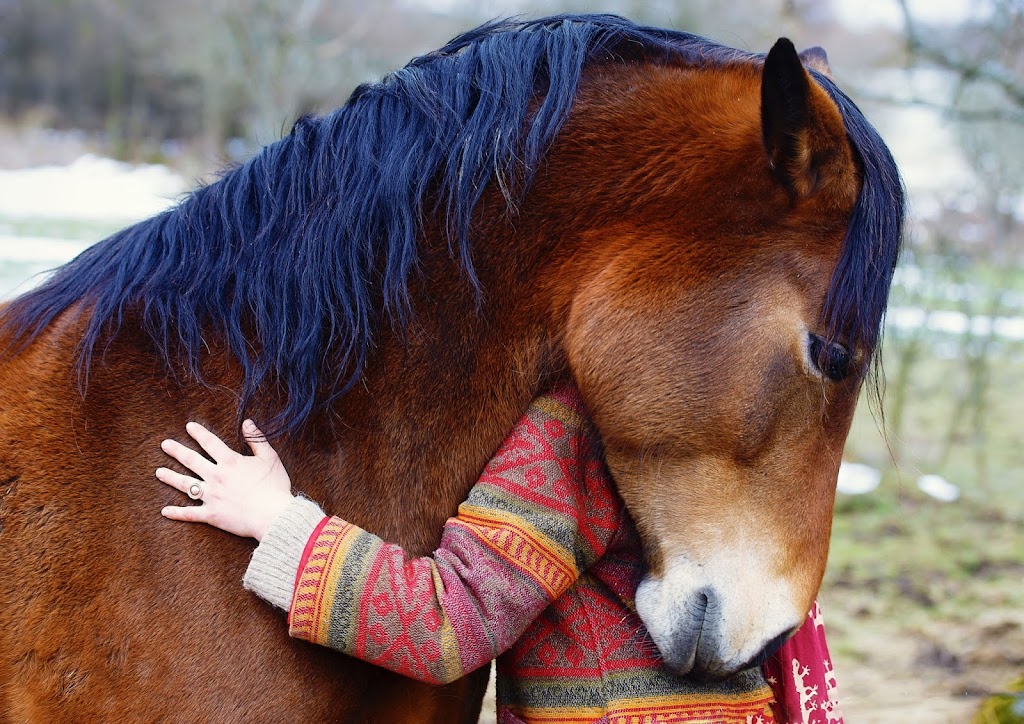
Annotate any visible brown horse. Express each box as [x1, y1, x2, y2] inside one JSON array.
[[0, 15, 903, 722]]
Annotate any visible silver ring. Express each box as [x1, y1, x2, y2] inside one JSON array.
[[186, 482, 205, 501]]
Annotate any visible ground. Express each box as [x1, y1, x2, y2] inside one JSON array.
[[825, 496, 1024, 722]]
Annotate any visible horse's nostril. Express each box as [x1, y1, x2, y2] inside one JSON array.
[[688, 589, 710, 623]]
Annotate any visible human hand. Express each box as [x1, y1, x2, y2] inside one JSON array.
[[157, 420, 295, 541]]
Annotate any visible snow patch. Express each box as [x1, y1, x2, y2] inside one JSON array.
[[916, 474, 960, 502], [0, 237, 93, 263], [0, 154, 186, 222], [837, 462, 882, 495], [886, 306, 1024, 342]]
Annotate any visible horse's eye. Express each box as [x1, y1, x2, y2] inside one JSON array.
[[808, 333, 852, 382]]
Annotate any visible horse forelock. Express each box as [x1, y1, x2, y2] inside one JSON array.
[[0, 14, 899, 435]]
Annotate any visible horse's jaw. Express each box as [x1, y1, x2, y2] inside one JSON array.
[[634, 541, 804, 680]]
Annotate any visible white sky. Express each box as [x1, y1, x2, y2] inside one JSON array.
[[832, 0, 983, 30], [413, 0, 984, 29]]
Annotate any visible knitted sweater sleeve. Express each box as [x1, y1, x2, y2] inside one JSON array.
[[249, 389, 622, 686]]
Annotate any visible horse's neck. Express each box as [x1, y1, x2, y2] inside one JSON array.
[[287, 222, 567, 556]]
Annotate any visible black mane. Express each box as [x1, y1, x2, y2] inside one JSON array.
[[0, 14, 904, 433]]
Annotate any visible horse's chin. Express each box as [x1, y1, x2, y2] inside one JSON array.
[[635, 561, 803, 680]]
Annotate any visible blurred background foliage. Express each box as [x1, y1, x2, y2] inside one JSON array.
[[0, 1, 1022, 721]]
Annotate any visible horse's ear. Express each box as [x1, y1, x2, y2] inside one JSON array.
[[761, 38, 821, 200], [798, 46, 832, 78]]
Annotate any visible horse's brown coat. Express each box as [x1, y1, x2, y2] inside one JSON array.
[[1, 55, 863, 720]]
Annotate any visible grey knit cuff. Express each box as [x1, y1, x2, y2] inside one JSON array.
[[242, 496, 326, 611]]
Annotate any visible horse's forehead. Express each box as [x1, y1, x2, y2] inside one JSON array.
[[569, 59, 859, 228]]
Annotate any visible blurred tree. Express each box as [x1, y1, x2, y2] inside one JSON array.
[[164, 0, 399, 157], [879, 0, 1024, 488], [0, 0, 191, 151], [898, 0, 1024, 122], [0, 0, 465, 157]]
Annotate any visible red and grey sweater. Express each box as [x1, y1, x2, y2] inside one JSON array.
[[243, 385, 843, 723]]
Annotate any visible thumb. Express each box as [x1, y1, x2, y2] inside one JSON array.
[[243, 419, 278, 461]]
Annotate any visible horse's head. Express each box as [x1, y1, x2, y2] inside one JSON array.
[[554, 39, 900, 678]]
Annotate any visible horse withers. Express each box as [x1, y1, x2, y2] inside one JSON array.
[[0, 15, 903, 722]]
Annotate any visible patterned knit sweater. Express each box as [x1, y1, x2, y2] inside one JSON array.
[[244, 385, 843, 723]]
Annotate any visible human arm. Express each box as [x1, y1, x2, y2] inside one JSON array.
[[156, 389, 621, 684]]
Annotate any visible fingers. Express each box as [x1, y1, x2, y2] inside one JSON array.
[[242, 419, 278, 461], [185, 421, 236, 465], [161, 437, 216, 479], [161, 504, 213, 524], [155, 466, 200, 495]]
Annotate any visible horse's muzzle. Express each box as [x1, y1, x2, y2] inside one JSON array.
[[636, 575, 800, 681]]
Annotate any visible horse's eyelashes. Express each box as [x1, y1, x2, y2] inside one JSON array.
[[808, 333, 852, 382]]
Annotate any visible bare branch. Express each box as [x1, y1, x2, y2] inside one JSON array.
[[897, 0, 1024, 110], [855, 91, 1024, 125]]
